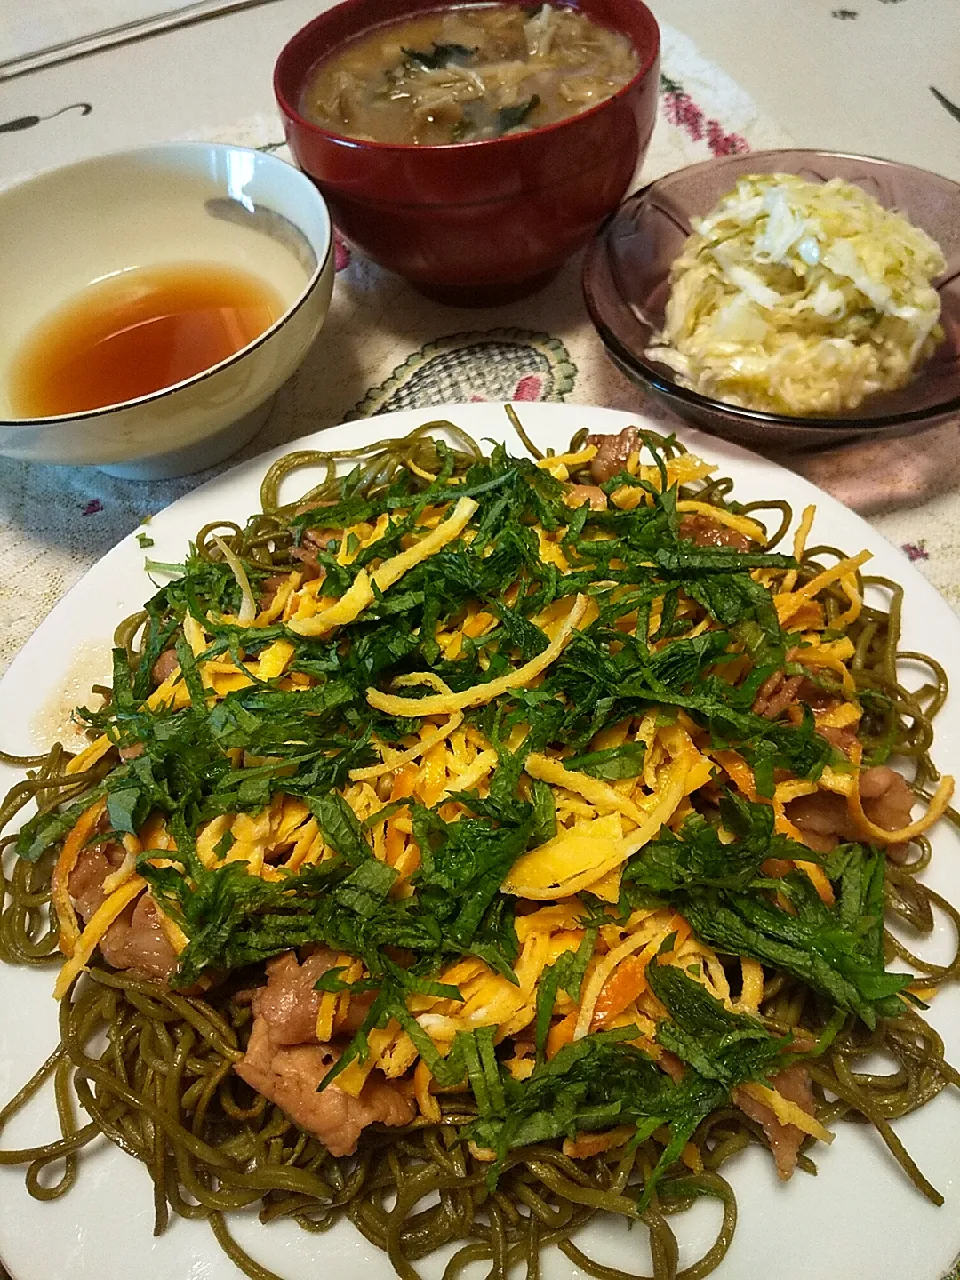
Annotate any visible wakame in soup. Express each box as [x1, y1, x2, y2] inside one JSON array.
[[301, 3, 639, 145]]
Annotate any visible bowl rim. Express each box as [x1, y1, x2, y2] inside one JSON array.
[[273, 0, 660, 155], [583, 146, 960, 432], [0, 140, 334, 430]]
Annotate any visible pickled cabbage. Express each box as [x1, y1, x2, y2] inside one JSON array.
[[646, 173, 946, 416]]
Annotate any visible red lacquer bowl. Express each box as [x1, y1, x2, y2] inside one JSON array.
[[274, 0, 660, 305]]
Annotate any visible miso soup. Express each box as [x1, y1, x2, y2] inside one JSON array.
[[301, 3, 639, 146]]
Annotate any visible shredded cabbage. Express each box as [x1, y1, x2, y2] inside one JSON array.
[[646, 173, 946, 416]]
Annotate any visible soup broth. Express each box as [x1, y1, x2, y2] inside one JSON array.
[[301, 3, 639, 145], [10, 262, 284, 418]]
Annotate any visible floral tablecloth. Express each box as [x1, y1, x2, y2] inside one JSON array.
[[3, 15, 958, 681], [1, 8, 959, 680]]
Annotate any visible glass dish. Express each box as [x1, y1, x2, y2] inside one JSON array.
[[582, 149, 960, 452]]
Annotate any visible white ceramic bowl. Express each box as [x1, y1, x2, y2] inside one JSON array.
[[0, 142, 334, 479]]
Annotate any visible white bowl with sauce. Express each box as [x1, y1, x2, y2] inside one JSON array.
[[0, 142, 334, 479]]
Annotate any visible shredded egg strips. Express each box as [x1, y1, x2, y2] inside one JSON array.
[[53, 449, 954, 1142]]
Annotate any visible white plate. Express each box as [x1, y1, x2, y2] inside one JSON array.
[[2, 402, 960, 1280]]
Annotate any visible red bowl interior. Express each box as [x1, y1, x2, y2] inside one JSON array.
[[274, 0, 660, 303]]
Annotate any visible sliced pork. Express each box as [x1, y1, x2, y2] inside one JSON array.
[[858, 765, 916, 830], [68, 845, 177, 981], [250, 950, 373, 1043], [252, 949, 341, 1045], [753, 672, 805, 720], [236, 949, 411, 1156], [99, 894, 177, 979], [151, 649, 180, 686], [678, 513, 752, 552], [236, 1019, 414, 1157], [586, 427, 640, 483], [289, 527, 339, 577], [565, 483, 608, 510], [787, 765, 914, 854], [749, 671, 861, 753], [259, 572, 291, 610], [733, 1064, 816, 1181]]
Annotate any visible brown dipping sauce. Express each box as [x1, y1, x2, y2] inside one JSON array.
[[300, 2, 639, 146], [11, 262, 284, 418]]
